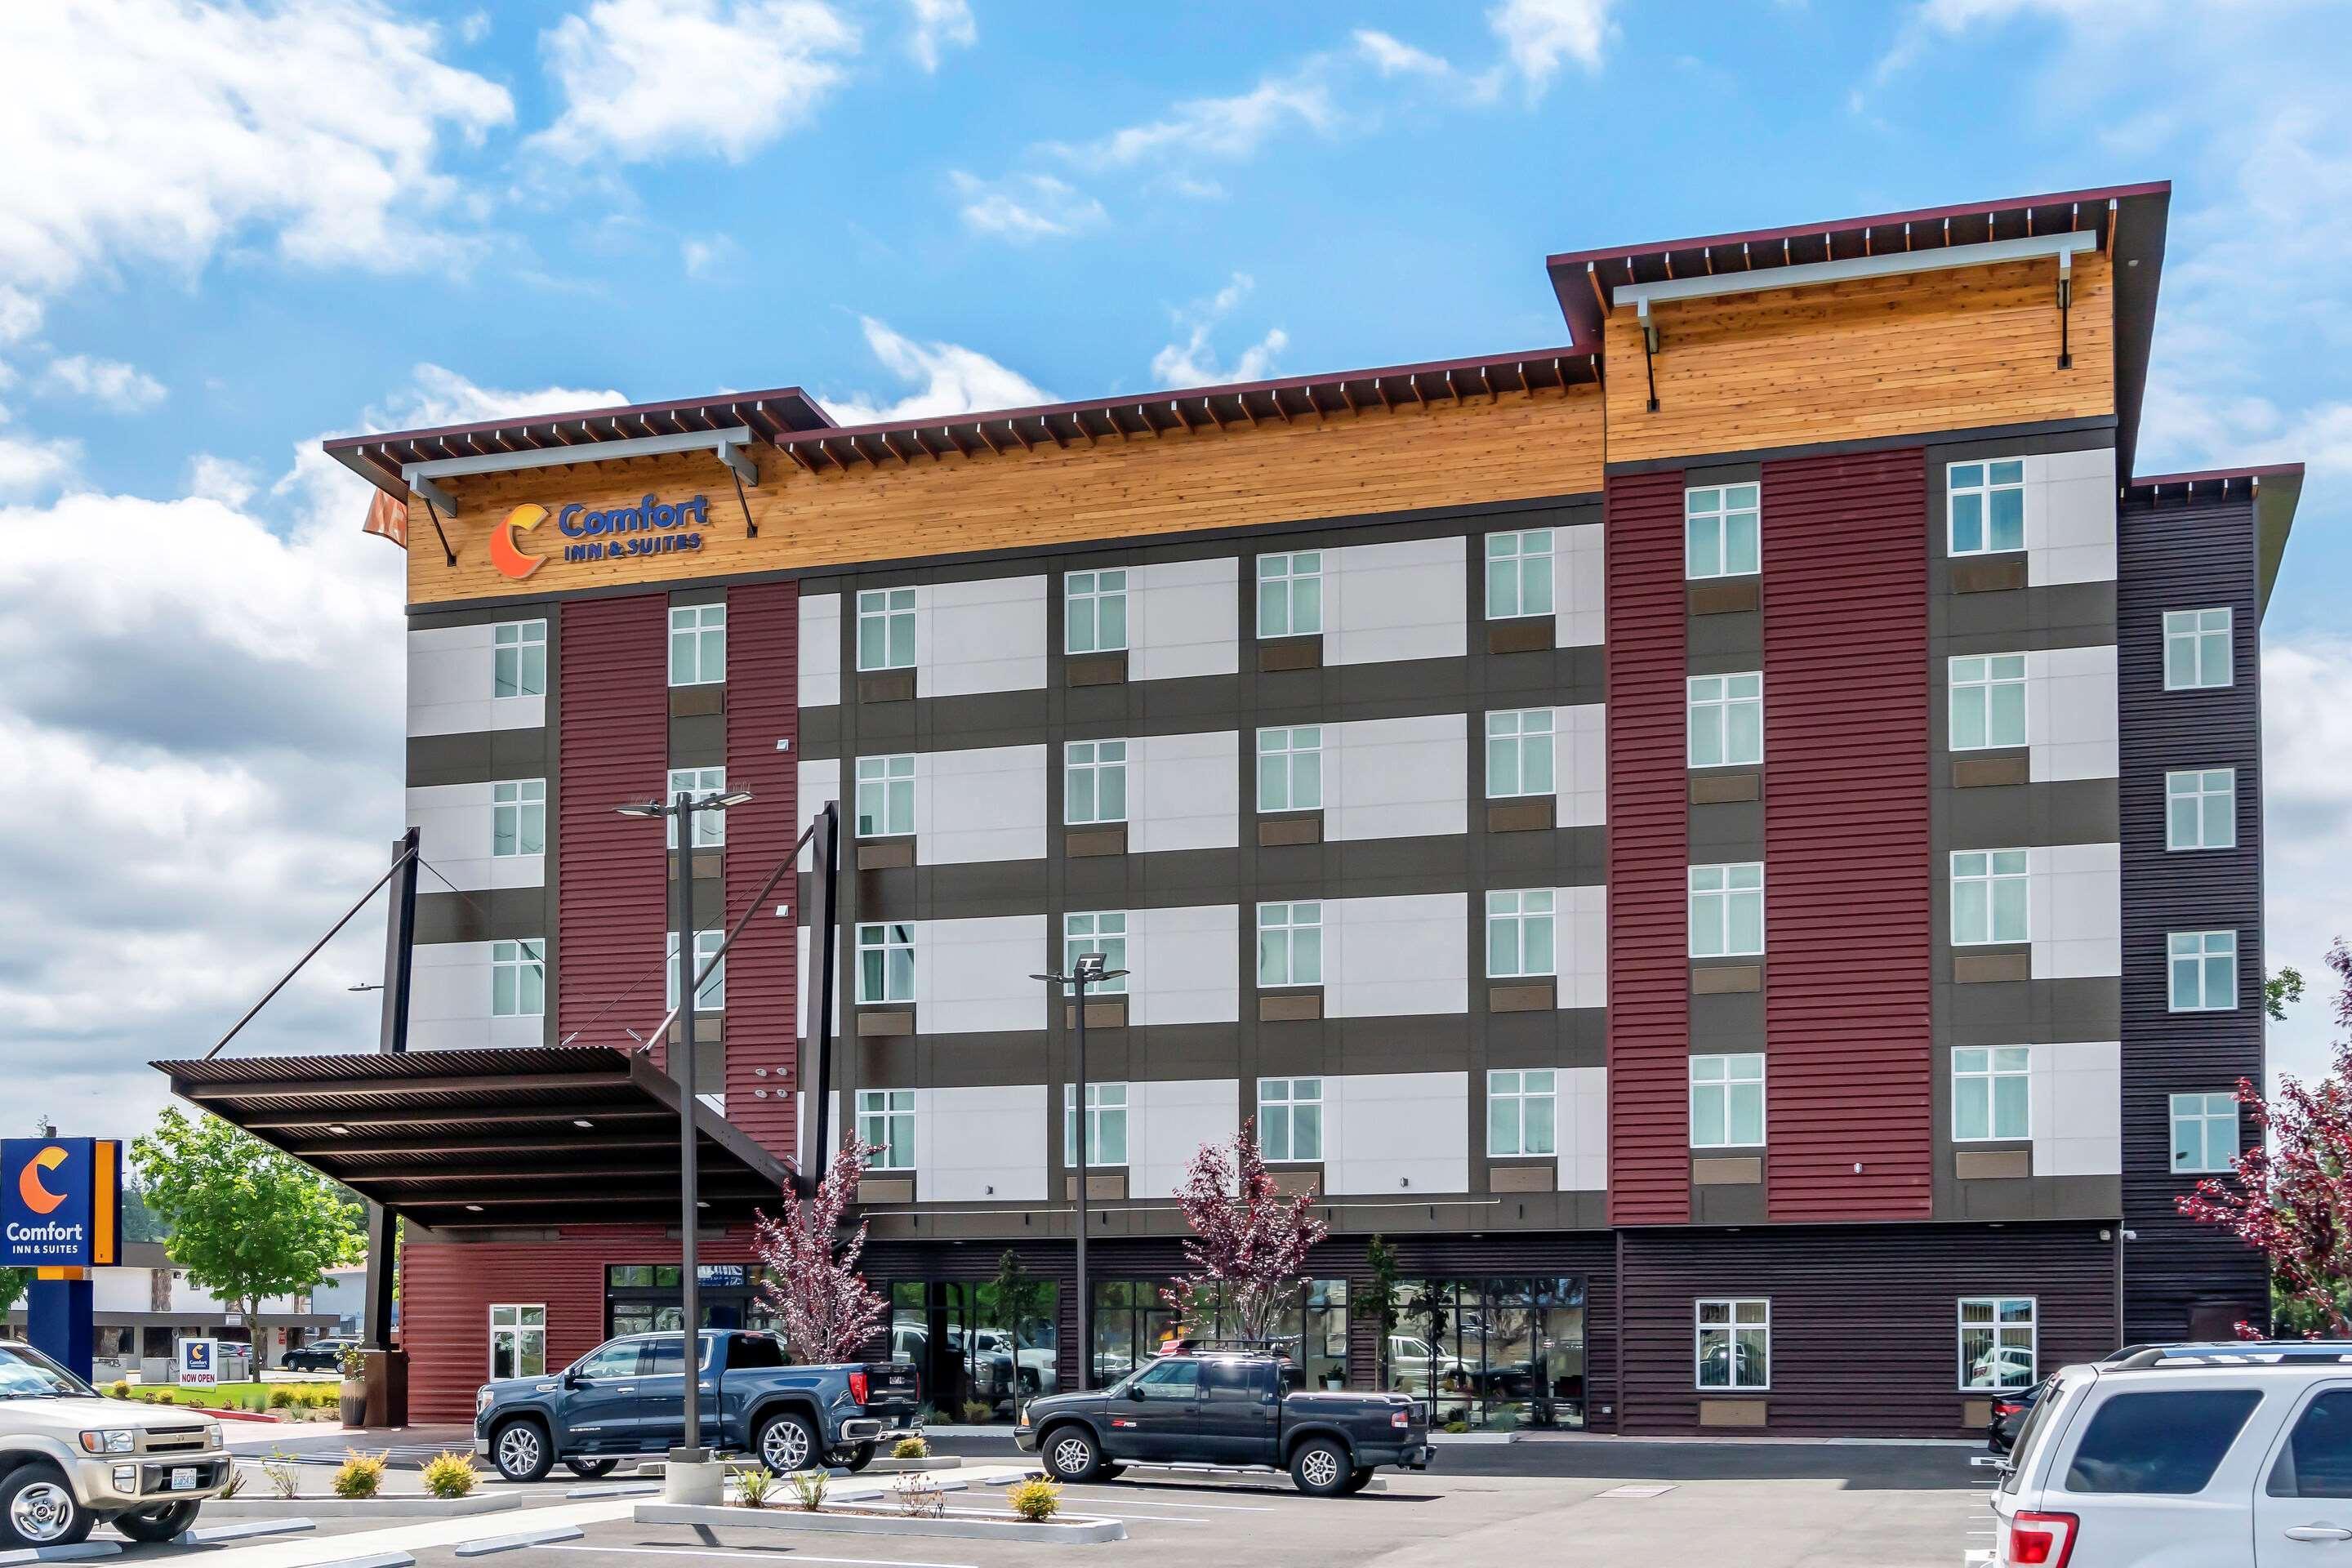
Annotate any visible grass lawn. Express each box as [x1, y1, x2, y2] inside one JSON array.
[[102, 1380, 342, 1416]]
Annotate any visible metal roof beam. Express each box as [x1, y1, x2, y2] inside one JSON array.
[[1614, 229, 2096, 311], [399, 425, 758, 491]]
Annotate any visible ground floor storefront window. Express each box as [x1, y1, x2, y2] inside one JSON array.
[[884, 1276, 1059, 1420], [490, 1304, 546, 1379], [604, 1264, 775, 1339], [1090, 1279, 1348, 1389], [1389, 1276, 1586, 1430]]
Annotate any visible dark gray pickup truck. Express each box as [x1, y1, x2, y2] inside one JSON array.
[[474, 1329, 919, 1481], [1015, 1348, 1432, 1494]]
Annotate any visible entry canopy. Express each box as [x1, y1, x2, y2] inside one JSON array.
[[149, 1047, 797, 1232]]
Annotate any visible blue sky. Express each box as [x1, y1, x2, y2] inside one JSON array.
[[2, 0, 2349, 1127]]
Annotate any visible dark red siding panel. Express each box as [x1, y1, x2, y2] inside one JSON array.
[[555, 596, 671, 1060], [724, 581, 801, 1165], [1761, 449, 1932, 1220], [1605, 470, 1692, 1226]]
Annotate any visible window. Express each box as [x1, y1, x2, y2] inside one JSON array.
[[1063, 1082, 1128, 1167], [1948, 654, 2027, 751], [857, 1089, 915, 1170], [492, 621, 546, 700], [1486, 530, 1554, 619], [1959, 1298, 2036, 1391], [855, 755, 915, 838], [669, 604, 725, 686], [1487, 1069, 1557, 1156], [491, 779, 545, 858], [1689, 863, 1764, 957], [490, 939, 545, 1018], [1257, 902, 1322, 988], [1256, 551, 1322, 638], [1953, 1047, 2030, 1142], [1259, 1077, 1322, 1162], [2171, 1091, 2238, 1174], [1695, 1299, 1768, 1391], [1689, 1054, 1765, 1148], [1947, 460, 2026, 555], [2163, 608, 2233, 690], [1064, 911, 1128, 996], [571, 1339, 640, 1381], [666, 929, 725, 1012], [1950, 849, 2029, 946], [1486, 890, 1557, 978], [1066, 570, 1128, 654], [489, 1305, 546, 1379], [1685, 483, 1759, 579], [665, 767, 726, 849], [856, 922, 915, 1005], [1486, 708, 1556, 799], [1064, 740, 1127, 826], [2269, 1390, 2352, 1499], [2166, 768, 2236, 851], [1686, 674, 1762, 768], [1257, 726, 1323, 813], [2168, 930, 2238, 1012], [2063, 1390, 2261, 1494], [858, 587, 917, 671], [1130, 1358, 1199, 1401]]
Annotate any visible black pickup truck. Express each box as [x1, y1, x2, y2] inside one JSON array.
[[1015, 1348, 1433, 1495], [474, 1329, 920, 1481]]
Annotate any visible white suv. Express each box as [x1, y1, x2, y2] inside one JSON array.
[[0, 1339, 229, 1548], [1984, 1343, 2352, 1566]]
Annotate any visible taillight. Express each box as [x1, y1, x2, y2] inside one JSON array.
[[849, 1370, 870, 1405], [1390, 1410, 1410, 1428], [2006, 1511, 2077, 1567]]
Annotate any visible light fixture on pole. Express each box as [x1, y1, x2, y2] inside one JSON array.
[[1031, 948, 1127, 1391]]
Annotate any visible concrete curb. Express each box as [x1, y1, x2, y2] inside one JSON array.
[[564, 1482, 661, 1499], [635, 1501, 1125, 1544], [0, 1546, 120, 1566], [206, 1493, 522, 1519], [309, 1555, 416, 1568], [453, 1526, 586, 1557], [181, 1517, 318, 1544], [867, 1455, 962, 1472]]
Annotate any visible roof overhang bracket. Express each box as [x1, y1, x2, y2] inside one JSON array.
[[410, 473, 460, 519], [2056, 246, 2074, 370], [1636, 298, 1660, 413], [419, 492, 457, 567]]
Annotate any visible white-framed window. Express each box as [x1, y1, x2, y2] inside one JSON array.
[[857, 1089, 915, 1171], [1689, 1054, 1765, 1148], [1950, 849, 2029, 946], [2166, 768, 2237, 852], [1486, 708, 1556, 798], [856, 921, 915, 1005], [1689, 863, 1764, 958], [2168, 930, 2238, 1012], [669, 604, 725, 686], [1063, 1082, 1128, 1168], [1257, 725, 1323, 813], [1948, 654, 2027, 751], [1065, 740, 1127, 826], [1958, 1298, 2036, 1391], [1486, 889, 1557, 978], [665, 766, 726, 849], [1064, 911, 1129, 996], [491, 779, 546, 858], [1687, 674, 1762, 768], [489, 938, 545, 1018], [1952, 1046, 2030, 1141], [1258, 1077, 1322, 1162], [1066, 569, 1128, 654], [855, 755, 916, 839], [1947, 460, 2025, 556], [1487, 1069, 1557, 1157], [1257, 901, 1322, 988], [492, 621, 546, 700], [489, 1304, 546, 1379], [1256, 551, 1323, 638], [858, 587, 917, 671], [2164, 608, 2233, 691], [666, 929, 725, 1012], [2171, 1091, 2238, 1173], [1485, 530, 1554, 619], [1695, 1298, 1769, 1391], [1685, 483, 1759, 580]]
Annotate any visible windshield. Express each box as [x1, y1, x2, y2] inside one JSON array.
[[2002, 1380, 2073, 1494], [0, 1343, 96, 1399]]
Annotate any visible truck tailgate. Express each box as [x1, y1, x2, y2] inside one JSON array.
[[866, 1361, 920, 1405]]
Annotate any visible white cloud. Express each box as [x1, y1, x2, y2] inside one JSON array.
[[905, 0, 975, 72], [38, 354, 166, 413], [0, 288, 40, 346], [0, 402, 78, 501], [820, 318, 1049, 426], [1486, 0, 1615, 95], [185, 454, 258, 508], [681, 234, 742, 279], [532, 0, 860, 165], [949, 172, 1108, 243], [1149, 273, 1288, 389], [1354, 29, 1455, 79], [2260, 633, 2352, 1089], [1045, 69, 1340, 172]]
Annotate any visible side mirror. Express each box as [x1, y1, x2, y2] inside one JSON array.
[[1126, 1384, 1147, 1401], [561, 1370, 585, 1389]]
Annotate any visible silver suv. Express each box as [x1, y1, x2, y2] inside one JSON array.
[[0, 1339, 229, 1548]]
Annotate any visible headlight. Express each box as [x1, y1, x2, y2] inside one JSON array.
[[203, 1423, 224, 1450], [1018, 1403, 1031, 1428], [79, 1429, 136, 1454], [476, 1387, 493, 1415]]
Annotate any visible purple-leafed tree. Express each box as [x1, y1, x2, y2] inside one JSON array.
[[753, 1141, 889, 1362], [2180, 939, 2352, 1338], [1163, 1118, 1330, 1344]]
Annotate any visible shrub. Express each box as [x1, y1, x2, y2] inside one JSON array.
[[1442, 1419, 1469, 1435], [339, 1346, 368, 1379], [893, 1473, 944, 1517], [270, 1387, 296, 1409], [263, 1451, 302, 1500], [733, 1465, 777, 1509], [1486, 1409, 1521, 1433], [1006, 1477, 1062, 1522], [785, 1468, 829, 1511], [109, 1380, 130, 1400], [891, 1435, 929, 1460], [332, 1450, 388, 1499], [421, 1452, 479, 1499], [959, 1399, 992, 1425], [220, 1464, 248, 1499]]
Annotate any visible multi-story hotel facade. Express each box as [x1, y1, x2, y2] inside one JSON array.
[[217, 180, 2300, 1435]]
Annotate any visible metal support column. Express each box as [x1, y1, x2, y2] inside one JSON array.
[[672, 791, 708, 1462], [808, 803, 840, 1192]]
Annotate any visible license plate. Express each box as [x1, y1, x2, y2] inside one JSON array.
[[171, 1469, 198, 1492]]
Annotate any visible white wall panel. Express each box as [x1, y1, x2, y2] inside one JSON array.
[[1130, 1079, 1241, 1199], [916, 914, 1047, 1034], [1130, 559, 1238, 682], [1326, 893, 1468, 1018], [918, 1085, 1047, 1203], [2026, 644, 2118, 782], [2029, 841, 2122, 978], [1327, 537, 1465, 666], [798, 591, 841, 709], [917, 576, 1047, 697], [795, 757, 842, 871], [1325, 1072, 1468, 1195], [918, 745, 1047, 866], [1559, 702, 1607, 826], [406, 941, 545, 1051], [1327, 714, 1467, 843], [2029, 1040, 2121, 1176], [408, 624, 543, 737], [1557, 1066, 1608, 1191], [1128, 729, 1240, 853], [1556, 523, 1605, 648], [1129, 904, 1240, 1026], [407, 782, 546, 893], [1558, 884, 1607, 1009], [2027, 446, 2118, 587]]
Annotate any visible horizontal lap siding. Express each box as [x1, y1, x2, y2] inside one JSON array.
[[1762, 449, 1932, 1220], [724, 581, 800, 1164]]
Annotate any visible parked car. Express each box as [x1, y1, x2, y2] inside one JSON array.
[[1988, 1341, 2352, 1566], [1016, 1346, 1433, 1495], [474, 1328, 920, 1483], [1972, 1344, 2039, 1389], [1985, 1375, 2050, 1454], [0, 1339, 233, 1549], [282, 1337, 357, 1374], [1386, 1334, 1471, 1393]]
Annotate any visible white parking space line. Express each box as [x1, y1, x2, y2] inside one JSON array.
[[1054, 1491, 1278, 1512], [543, 1544, 980, 1568]]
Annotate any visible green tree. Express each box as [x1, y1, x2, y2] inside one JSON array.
[[1362, 1235, 1401, 1390], [2270, 965, 2308, 1024], [130, 1108, 364, 1325], [0, 1268, 27, 1320]]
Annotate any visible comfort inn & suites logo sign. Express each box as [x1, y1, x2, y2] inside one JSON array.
[[491, 493, 712, 581], [0, 1138, 118, 1267]]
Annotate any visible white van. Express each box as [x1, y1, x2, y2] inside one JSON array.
[[1985, 1343, 2352, 1566]]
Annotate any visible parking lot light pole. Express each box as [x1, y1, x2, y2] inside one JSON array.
[[1032, 951, 1126, 1391]]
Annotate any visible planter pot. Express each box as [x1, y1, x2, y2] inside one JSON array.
[[339, 1379, 367, 1428]]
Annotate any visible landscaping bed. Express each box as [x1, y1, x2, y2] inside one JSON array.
[[635, 1501, 1123, 1544]]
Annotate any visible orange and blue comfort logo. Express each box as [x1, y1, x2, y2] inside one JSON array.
[[489, 494, 710, 581], [0, 1138, 117, 1267]]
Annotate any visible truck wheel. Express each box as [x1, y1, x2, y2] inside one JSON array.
[[835, 1442, 876, 1473], [1041, 1425, 1104, 1483], [112, 1501, 200, 1542], [491, 1419, 555, 1483], [564, 1459, 618, 1480], [0, 1463, 92, 1548], [756, 1412, 820, 1474], [1289, 1438, 1349, 1497], [1341, 1467, 1375, 1494]]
